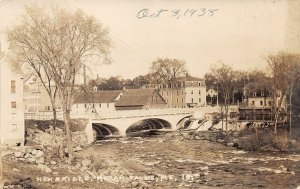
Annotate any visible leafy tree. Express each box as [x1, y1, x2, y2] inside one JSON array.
[[132, 74, 150, 88], [149, 58, 187, 107], [7, 5, 112, 159]]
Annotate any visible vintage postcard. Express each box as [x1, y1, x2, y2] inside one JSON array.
[[0, 0, 299, 188]]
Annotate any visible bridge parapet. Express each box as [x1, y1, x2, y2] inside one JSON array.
[[90, 108, 195, 120]]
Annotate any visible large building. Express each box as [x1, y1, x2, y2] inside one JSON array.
[[0, 51, 25, 146], [238, 83, 287, 121], [24, 77, 61, 114], [145, 74, 207, 108]]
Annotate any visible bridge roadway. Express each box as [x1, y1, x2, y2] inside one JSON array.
[[85, 107, 220, 144]]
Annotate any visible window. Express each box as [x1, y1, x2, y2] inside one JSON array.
[[11, 101, 16, 108], [251, 101, 255, 105], [107, 103, 109, 108], [191, 98, 193, 103], [99, 103, 101, 108], [182, 98, 184, 103], [199, 98, 201, 102], [268, 101, 272, 106], [191, 90, 193, 94], [11, 80, 16, 93], [198, 83, 201, 87], [199, 90, 201, 95], [84, 104, 87, 108], [260, 101, 263, 106], [12, 124, 17, 132], [92, 103, 95, 108]]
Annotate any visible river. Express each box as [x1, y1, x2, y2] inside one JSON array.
[[75, 132, 300, 189]]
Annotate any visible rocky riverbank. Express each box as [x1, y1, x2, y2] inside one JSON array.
[[2, 131, 300, 189]]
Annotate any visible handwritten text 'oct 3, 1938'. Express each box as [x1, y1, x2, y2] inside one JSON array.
[[137, 8, 219, 19]]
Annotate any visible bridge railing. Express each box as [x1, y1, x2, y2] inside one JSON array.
[[90, 108, 194, 120], [25, 106, 221, 121]]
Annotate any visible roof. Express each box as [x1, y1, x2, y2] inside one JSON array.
[[176, 75, 204, 82], [115, 88, 158, 107], [73, 90, 122, 104]]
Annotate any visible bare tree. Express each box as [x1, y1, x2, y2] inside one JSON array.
[[7, 5, 112, 159], [265, 52, 299, 133], [286, 55, 300, 135], [149, 58, 187, 108], [211, 62, 235, 132]]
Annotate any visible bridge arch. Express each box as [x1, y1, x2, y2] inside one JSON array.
[[92, 123, 120, 140], [125, 118, 172, 136], [176, 115, 193, 130]]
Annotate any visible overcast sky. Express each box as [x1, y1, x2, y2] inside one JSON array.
[[0, 0, 288, 80]]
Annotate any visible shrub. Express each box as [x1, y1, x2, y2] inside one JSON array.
[[238, 129, 289, 151]]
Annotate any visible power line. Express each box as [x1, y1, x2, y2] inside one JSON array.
[[109, 32, 151, 64], [62, 0, 151, 64]]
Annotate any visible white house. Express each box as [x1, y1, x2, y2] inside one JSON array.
[[72, 90, 123, 115], [0, 51, 25, 146]]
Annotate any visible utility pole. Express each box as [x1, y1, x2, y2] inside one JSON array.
[[217, 85, 219, 107]]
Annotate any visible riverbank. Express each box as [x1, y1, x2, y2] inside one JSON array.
[[2, 132, 300, 189]]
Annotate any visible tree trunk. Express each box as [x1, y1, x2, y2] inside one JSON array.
[[63, 109, 73, 160], [169, 81, 173, 108], [221, 106, 224, 130], [289, 79, 294, 135], [225, 105, 228, 132], [274, 95, 285, 134], [51, 107, 57, 148]]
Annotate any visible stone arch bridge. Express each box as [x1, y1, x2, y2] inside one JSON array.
[[85, 109, 196, 144]]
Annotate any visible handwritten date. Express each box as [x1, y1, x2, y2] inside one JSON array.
[[137, 8, 218, 19]]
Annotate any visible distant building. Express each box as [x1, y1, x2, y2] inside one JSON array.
[[145, 74, 206, 108], [115, 88, 167, 110], [241, 84, 287, 110], [0, 52, 25, 146], [24, 77, 61, 113], [238, 84, 287, 121], [72, 90, 123, 114], [206, 88, 218, 105]]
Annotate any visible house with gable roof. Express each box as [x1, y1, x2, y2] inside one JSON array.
[[115, 88, 167, 110], [72, 90, 123, 114]]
